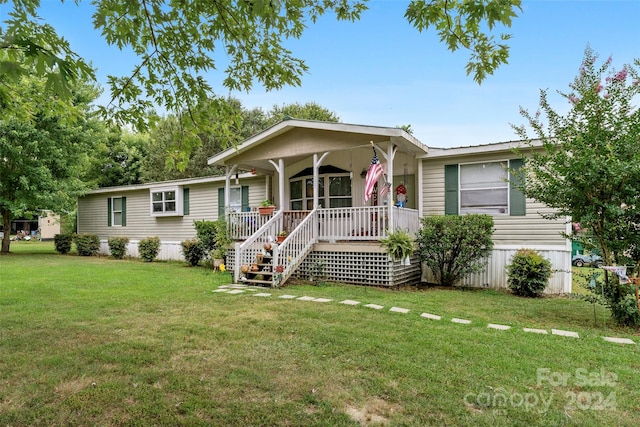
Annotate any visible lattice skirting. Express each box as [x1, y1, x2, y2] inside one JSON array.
[[228, 248, 420, 287]]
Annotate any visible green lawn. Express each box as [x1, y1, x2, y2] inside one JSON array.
[[1, 241, 638, 426]]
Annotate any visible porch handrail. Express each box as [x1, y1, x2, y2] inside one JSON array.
[[234, 211, 283, 282], [228, 211, 274, 240], [272, 208, 318, 287], [392, 207, 420, 235]]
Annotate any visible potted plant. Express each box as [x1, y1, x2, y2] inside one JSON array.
[[277, 230, 288, 243], [211, 248, 226, 269], [258, 199, 275, 215], [380, 228, 414, 266]]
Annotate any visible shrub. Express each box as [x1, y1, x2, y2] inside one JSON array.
[[74, 233, 100, 256], [181, 238, 205, 266], [194, 219, 230, 258], [139, 236, 161, 262], [583, 278, 640, 327], [53, 233, 73, 254], [417, 214, 494, 286], [506, 249, 552, 297], [108, 237, 129, 260]]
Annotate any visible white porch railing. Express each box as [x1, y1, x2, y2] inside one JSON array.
[[272, 209, 318, 286], [233, 211, 282, 283], [228, 207, 420, 242], [316, 206, 420, 241], [228, 211, 275, 240]]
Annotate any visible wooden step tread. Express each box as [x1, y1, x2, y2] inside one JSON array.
[[243, 278, 273, 286]]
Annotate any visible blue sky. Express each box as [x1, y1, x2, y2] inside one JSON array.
[[8, 0, 640, 147]]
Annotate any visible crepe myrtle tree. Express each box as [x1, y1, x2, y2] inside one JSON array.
[[512, 47, 640, 325], [2, 0, 522, 167]]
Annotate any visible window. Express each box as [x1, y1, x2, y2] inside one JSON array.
[[150, 186, 183, 216], [228, 187, 243, 212], [108, 196, 126, 226], [460, 161, 508, 214], [289, 173, 351, 210], [444, 159, 525, 216]]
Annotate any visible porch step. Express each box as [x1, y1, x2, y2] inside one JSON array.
[[243, 278, 273, 287]]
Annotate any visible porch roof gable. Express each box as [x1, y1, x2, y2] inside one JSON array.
[[207, 119, 429, 168]]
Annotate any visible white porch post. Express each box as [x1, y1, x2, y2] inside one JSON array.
[[417, 159, 424, 218], [267, 159, 285, 210], [224, 165, 238, 217], [313, 152, 330, 209], [387, 144, 396, 229]]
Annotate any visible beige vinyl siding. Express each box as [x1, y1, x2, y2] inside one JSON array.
[[78, 177, 267, 242], [421, 155, 567, 247]]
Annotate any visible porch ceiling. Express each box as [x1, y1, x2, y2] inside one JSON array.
[[208, 119, 428, 171]]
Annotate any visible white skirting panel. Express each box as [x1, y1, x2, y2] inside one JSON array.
[[421, 246, 572, 294], [99, 240, 184, 261]]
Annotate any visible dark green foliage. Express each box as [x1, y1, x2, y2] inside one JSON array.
[[181, 238, 205, 267], [506, 249, 552, 297], [514, 47, 640, 325], [53, 233, 73, 255], [139, 236, 161, 262], [417, 215, 494, 286], [582, 275, 640, 327], [74, 234, 100, 256], [107, 237, 129, 260], [194, 219, 230, 257]]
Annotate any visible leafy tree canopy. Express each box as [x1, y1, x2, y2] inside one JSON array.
[[513, 46, 640, 266], [0, 74, 103, 252], [513, 47, 640, 325], [2, 0, 522, 132]]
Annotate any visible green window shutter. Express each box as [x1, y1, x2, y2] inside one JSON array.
[[444, 164, 459, 215], [509, 159, 526, 216], [218, 187, 225, 218], [183, 188, 190, 215], [121, 197, 127, 226], [241, 186, 249, 212], [107, 198, 112, 227]]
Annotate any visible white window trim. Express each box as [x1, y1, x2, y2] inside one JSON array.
[[150, 186, 183, 217], [459, 160, 509, 215], [111, 196, 124, 226], [289, 173, 352, 210]]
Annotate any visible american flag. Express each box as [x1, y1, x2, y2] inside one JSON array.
[[380, 181, 392, 199], [364, 148, 384, 203]]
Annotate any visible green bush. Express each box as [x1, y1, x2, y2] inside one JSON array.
[[53, 233, 73, 254], [194, 219, 230, 258], [181, 238, 205, 266], [108, 237, 129, 260], [74, 233, 100, 256], [417, 214, 494, 286], [139, 236, 161, 262], [506, 249, 552, 297]]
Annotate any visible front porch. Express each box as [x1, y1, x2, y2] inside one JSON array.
[[226, 206, 421, 287]]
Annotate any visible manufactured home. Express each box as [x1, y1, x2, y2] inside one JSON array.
[[77, 119, 571, 292]]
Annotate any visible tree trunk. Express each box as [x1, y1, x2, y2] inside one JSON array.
[[1, 208, 11, 254]]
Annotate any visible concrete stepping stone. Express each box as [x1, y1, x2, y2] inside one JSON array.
[[340, 300, 361, 305], [602, 337, 635, 345], [389, 307, 409, 314], [313, 298, 332, 303], [523, 328, 548, 334], [552, 329, 579, 338], [488, 323, 511, 330], [279, 295, 297, 299], [297, 296, 316, 301], [365, 304, 384, 310], [420, 313, 441, 320], [229, 284, 249, 288], [253, 293, 271, 297], [213, 289, 230, 293], [226, 289, 245, 294], [451, 318, 471, 324]]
